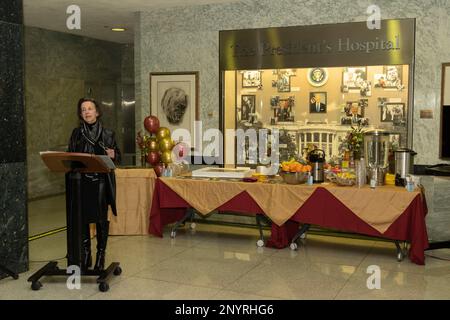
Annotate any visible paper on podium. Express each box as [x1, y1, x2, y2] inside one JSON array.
[[97, 155, 116, 170]]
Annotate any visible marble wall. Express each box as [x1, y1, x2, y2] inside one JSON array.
[[0, 0, 28, 279], [419, 176, 450, 241], [24, 27, 127, 199], [135, 0, 450, 166]]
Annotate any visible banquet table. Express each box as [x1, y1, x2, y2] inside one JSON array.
[[149, 176, 428, 265], [106, 168, 157, 235]]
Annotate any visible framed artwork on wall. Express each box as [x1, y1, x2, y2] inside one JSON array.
[[380, 103, 406, 123], [242, 70, 261, 88], [241, 95, 256, 121], [277, 96, 295, 122], [150, 71, 199, 146], [309, 92, 327, 113], [342, 67, 367, 92], [374, 66, 403, 89], [343, 100, 365, 125], [276, 70, 291, 92]]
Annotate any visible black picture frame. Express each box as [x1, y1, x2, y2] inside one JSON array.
[[380, 102, 406, 123], [241, 95, 256, 121], [309, 92, 327, 113]]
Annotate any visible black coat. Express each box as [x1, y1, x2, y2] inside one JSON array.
[[67, 121, 121, 224]]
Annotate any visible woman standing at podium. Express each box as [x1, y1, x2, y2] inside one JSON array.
[[67, 98, 121, 271]]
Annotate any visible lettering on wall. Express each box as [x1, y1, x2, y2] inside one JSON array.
[[230, 36, 400, 58]]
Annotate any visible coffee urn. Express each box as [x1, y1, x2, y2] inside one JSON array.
[[364, 130, 390, 186], [394, 148, 417, 186], [308, 149, 325, 183]]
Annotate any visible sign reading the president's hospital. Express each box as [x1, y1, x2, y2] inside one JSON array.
[[220, 19, 415, 70]]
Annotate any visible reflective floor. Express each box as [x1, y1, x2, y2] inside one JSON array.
[[1, 196, 449, 300]]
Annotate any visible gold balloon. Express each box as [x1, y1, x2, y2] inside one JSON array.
[[148, 137, 159, 152], [159, 137, 174, 152], [156, 127, 171, 140], [160, 150, 172, 164]]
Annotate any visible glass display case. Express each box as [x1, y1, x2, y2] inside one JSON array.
[[222, 65, 410, 166]]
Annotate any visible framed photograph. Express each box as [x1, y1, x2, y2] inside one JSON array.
[[359, 99, 369, 109], [277, 97, 295, 122], [342, 67, 367, 91], [277, 70, 291, 92], [345, 101, 365, 123], [380, 103, 406, 123], [389, 133, 401, 149], [270, 96, 280, 107], [241, 95, 256, 121], [383, 66, 403, 88], [150, 71, 199, 146], [309, 92, 327, 113], [374, 74, 387, 88], [242, 70, 261, 88], [374, 66, 403, 89], [307, 68, 329, 87]]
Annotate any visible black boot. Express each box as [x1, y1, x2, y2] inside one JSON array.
[[94, 221, 109, 271], [81, 224, 92, 271]]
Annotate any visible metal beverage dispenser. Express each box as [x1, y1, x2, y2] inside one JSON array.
[[364, 130, 390, 186]]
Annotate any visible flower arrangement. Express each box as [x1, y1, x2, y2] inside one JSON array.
[[339, 123, 365, 159]]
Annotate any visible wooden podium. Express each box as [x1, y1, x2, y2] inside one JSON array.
[[27, 152, 121, 292]]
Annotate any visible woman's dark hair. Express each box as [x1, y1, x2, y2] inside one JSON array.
[[77, 98, 102, 120]]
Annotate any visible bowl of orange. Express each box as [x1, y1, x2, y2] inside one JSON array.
[[279, 161, 311, 184]]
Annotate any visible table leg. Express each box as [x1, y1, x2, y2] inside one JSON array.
[[395, 241, 409, 262], [256, 215, 271, 247], [290, 224, 311, 250], [170, 208, 195, 238]]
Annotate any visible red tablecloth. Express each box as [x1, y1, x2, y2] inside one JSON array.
[[149, 179, 429, 265]]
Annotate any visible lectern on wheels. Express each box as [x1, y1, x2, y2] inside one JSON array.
[[27, 152, 121, 292]]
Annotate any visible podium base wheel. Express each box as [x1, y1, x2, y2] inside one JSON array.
[[113, 266, 122, 276], [99, 282, 110, 292], [31, 281, 42, 291]]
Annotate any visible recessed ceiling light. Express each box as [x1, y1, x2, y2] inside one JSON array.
[[111, 27, 126, 32]]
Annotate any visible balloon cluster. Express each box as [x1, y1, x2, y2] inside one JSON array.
[[136, 115, 175, 177]]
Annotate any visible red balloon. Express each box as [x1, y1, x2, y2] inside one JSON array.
[[153, 163, 165, 177], [146, 151, 160, 166], [144, 115, 160, 134]]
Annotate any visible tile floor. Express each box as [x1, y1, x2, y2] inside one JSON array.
[[1, 195, 449, 300]]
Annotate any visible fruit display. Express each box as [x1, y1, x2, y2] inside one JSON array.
[[336, 172, 356, 180], [279, 160, 311, 185], [280, 160, 312, 173], [324, 163, 342, 174], [327, 171, 356, 186]]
